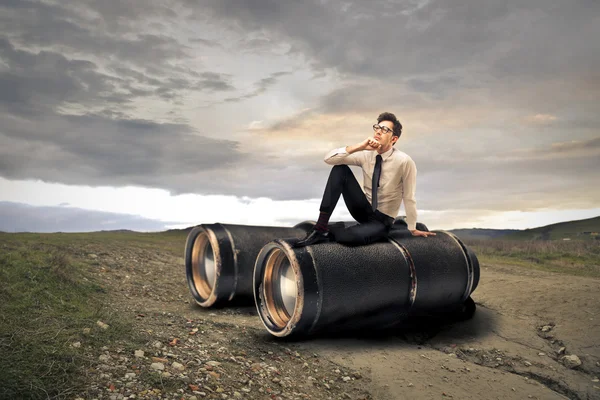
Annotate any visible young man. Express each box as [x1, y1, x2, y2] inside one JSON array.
[[295, 112, 435, 247]]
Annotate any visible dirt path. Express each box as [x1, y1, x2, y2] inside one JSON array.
[[82, 243, 600, 400], [306, 263, 600, 400]]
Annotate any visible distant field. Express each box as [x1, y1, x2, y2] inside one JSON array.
[[449, 215, 600, 241], [463, 238, 600, 278], [502, 216, 600, 241]]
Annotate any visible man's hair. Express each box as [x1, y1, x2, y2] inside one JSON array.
[[377, 112, 402, 138]]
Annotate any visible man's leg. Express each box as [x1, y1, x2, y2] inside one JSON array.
[[320, 166, 394, 246], [296, 165, 373, 247], [320, 165, 372, 223], [333, 218, 391, 246]]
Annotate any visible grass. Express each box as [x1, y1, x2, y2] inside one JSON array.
[[0, 230, 187, 258], [463, 238, 600, 278], [0, 232, 183, 400], [502, 215, 600, 241]]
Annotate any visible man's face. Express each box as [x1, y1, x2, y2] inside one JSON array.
[[373, 120, 398, 148]]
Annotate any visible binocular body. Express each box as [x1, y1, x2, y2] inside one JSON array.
[[184, 220, 479, 338]]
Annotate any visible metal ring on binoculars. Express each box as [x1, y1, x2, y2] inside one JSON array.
[[262, 248, 295, 328], [254, 240, 320, 337], [254, 231, 480, 338], [388, 240, 418, 308], [189, 229, 222, 307], [443, 231, 475, 303], [186, 224, 237, 307], [191, 231, 213, 300]]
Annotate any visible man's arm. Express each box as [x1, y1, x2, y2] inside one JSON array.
[[324, 137, 381, 166], [402, 158, 418, 230], [402, 158, 435, 237]]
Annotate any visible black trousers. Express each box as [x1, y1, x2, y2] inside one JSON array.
[[320, 165, 394, 246]]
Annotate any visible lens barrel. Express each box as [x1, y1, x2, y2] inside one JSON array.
[[185, 222, 314, 307], [253, 230, 479, 337]]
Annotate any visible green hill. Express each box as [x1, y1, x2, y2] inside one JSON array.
[[503, 216, 600, 241], [447, 216, 600, 241], [448, 228, 519, 241]]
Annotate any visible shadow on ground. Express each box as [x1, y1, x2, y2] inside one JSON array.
[[251, 302, 498, 348]]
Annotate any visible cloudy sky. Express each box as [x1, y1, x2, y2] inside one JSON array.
[[1, 0, 598, 233]]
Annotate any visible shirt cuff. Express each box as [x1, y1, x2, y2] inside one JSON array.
[[324, 147, 349, 161]]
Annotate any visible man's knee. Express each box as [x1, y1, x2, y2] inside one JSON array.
[[330, 164, 351, 178], [334, 231, 368, 246]]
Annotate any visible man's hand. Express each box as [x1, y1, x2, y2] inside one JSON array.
[[410, 229, 436, 237], [346, 137, 381, 154], [361, 137, 381, 151]]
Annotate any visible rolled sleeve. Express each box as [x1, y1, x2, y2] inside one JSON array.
[[324, 147, 362, 166], [402, 158, 418, 231]]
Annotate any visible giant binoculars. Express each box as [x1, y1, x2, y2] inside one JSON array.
[[185, 220, 479, 338], [253, 229, 479, 337], [184, 219, 420, 307]]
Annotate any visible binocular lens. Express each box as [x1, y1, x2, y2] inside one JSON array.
[[191, 233, 217, 300], [263, 248, 298, 328]]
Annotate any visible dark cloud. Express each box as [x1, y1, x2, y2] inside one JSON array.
[[197, 0, 599, 81], [0, 38, 235, 117], [405, 75, 464, 98], [195, 0, 599, 124], [0, 1, 190, 70], [0, 38, 129, 116], [224, 71, 291, 103], [0, 201, 175, 232], [0, 112, 243, 189], [0, 0, 240, 118], [196, 72, 235, 92], [0, 0, 598, 215], [316, 83, 420, 115], [0, 30, 315, 200], [0, 15, 249, 197], [189, 37, 222, 48]]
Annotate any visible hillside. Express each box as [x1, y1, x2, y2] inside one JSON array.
[[503, 215, 600, 240], [448, 228, 518, 241], [447, 215, 600, 241]]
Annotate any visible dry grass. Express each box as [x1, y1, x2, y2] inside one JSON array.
[[463, 238, 600, 277], [0, 229, 189, 399], [0, 236, 142, 400]]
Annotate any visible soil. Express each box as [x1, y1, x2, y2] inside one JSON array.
[[77, 242, 600, 400]]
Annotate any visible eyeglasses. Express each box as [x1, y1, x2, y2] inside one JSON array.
[[373, 124, 393, 135]]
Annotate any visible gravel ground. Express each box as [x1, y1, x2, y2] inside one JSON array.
[[69, 239, 600, 400]]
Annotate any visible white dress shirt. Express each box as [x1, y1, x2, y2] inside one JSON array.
[[323, 146, 418, 230]]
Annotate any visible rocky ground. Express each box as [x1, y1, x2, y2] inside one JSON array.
[[71, 239, 599, 400]]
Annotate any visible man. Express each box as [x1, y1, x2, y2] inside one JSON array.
[[295, 112, 434, 247]]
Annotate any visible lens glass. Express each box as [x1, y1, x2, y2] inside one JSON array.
[[203, 242, 216, 289], [191, 232, 217, 301], [263, 249, 299, 328], [277, 258, 297, 317]]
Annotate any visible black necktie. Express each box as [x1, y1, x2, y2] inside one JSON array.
[[372, 155, 382, 211]]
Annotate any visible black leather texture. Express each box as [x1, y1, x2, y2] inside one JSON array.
[[272, 229, 480, 336], [307, 241, 411, 333], [389, 231, 471, 312], [216, 224, 309, 302]]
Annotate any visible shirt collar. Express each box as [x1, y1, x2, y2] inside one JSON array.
[[377, 146, 395, 161]]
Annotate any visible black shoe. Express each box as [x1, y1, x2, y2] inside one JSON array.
[[295, 229, 330, 247]]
